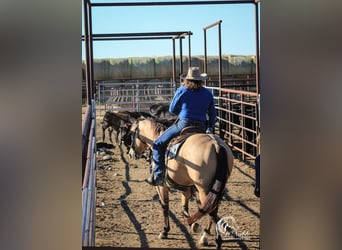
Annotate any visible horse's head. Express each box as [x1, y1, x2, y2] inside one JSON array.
[[101, 111, 113, 130], [103, 111, 113, 121], [125, 117, 164, 159], [127, 118, 149, 158], [119, 122, 132, 149], [101, 120, 110, 130]]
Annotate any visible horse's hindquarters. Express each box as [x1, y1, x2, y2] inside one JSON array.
[[167, 133, 234, 227], [167, 134, 219, 190]]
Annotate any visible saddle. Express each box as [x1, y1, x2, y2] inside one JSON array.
[[166, 126, 205, 160]]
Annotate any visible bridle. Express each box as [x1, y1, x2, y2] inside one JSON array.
[[129, 120, 148, 154], [127, 118, 166, 157]]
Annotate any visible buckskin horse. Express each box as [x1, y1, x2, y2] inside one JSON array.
[[126, 117, 234, 249]]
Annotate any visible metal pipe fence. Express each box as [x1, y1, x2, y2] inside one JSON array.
[[97, 80, 176, 116], [82, 100, 97, 246], [208, 86, 259, 162], [97, 78, 259, 163]]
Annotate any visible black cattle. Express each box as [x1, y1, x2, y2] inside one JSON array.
[[243, 106, 257, 156], [230, 103, 242, 132], [218, 102, 241, 139], [149, 103, 177, 120]]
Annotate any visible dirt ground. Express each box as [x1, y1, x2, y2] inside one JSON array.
[[92, 114, 260, 249]]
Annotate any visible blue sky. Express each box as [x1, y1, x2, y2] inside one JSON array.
[[82, 0, 260, 59]]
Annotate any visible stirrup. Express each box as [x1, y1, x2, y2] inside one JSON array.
[[145, 174, 163, 186], [145, 173, 156, 186]]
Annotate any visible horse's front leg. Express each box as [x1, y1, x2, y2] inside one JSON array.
[[114, 129, 120, 145], [159, 202, 170, 239], [157, 187, 170, 239], [181, 187, 191, 218], [102, 127, 106, 141], [118, 128, 122, 146], [145, 149, 152, 162], [108, 127, 113, 143]]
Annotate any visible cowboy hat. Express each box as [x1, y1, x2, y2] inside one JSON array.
[[184, 67, 208, 80]]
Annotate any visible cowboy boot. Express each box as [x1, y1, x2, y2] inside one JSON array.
[[146, 172, 156, 186], [146, 171, 163, 186]]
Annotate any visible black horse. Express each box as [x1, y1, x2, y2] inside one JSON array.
[[101, 110, 152, 145]]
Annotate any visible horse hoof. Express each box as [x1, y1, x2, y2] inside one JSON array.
[[199, 234, 209, 246], [159, 232, 167, 239], [182, 210, 189, 218], [191, 223, 201, 233]]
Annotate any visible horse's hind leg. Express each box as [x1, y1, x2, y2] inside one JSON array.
[[198, 216, 212, 246], [198, 207, 222, 249], [181, 187, 191, 218], [183, 188, 202, 234], [157, 187, 170, 239], [209, 207, 223, 250]]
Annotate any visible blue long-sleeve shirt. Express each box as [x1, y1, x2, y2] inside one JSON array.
[[169, 86, 216, 129]]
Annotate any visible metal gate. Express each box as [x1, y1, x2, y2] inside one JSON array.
[[97, 80, 176, 116]]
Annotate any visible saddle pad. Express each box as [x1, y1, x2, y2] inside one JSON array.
[[166, 126, 205, 160]]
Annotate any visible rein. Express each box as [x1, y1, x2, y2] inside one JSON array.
[[130, 118, 166, 151], [135, 124, 148, 145], [129, 119, 148, 153]]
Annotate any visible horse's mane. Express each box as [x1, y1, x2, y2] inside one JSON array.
[[143, 117, 168, 135], [153, 117, 176, 128]]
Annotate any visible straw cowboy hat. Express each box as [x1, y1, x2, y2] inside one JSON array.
[[183, 67, 208, 81]]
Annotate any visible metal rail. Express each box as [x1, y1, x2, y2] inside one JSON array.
[[91, 1, 256, 7], [82, 100, 97, 246], [204, 85, 259, 162]]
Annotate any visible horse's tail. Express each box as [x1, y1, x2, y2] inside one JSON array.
[[187, 145, 230, 225]]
